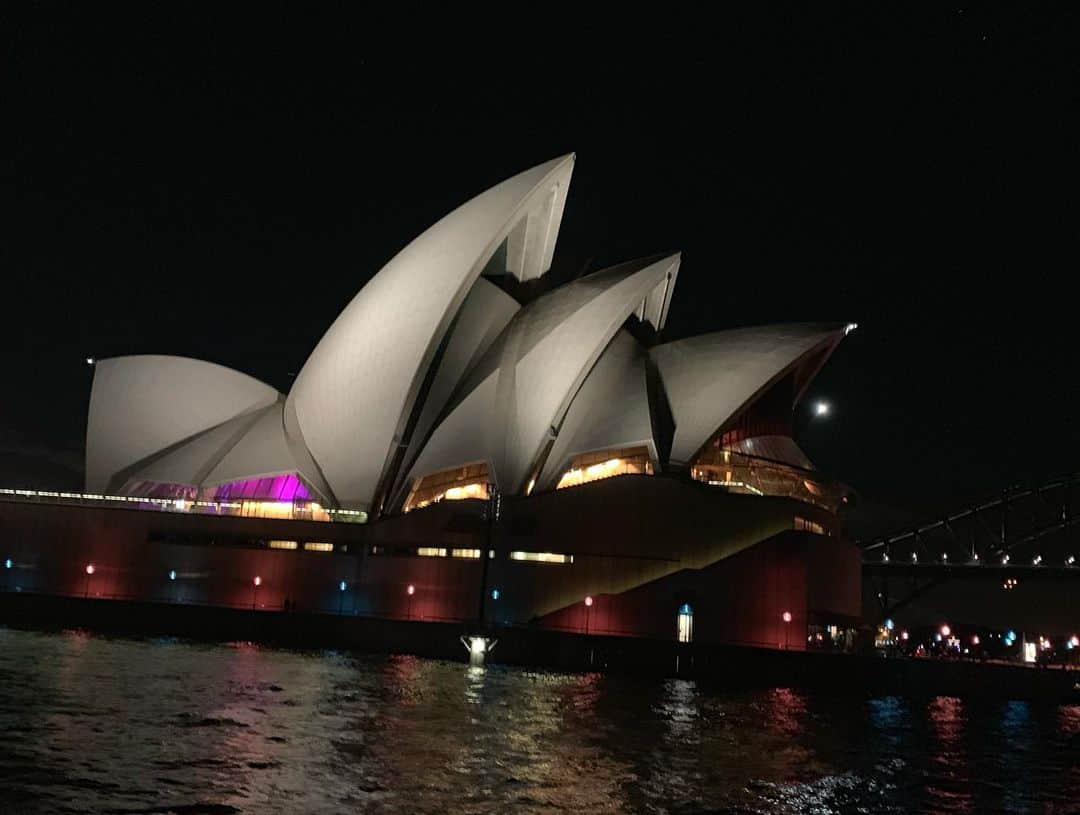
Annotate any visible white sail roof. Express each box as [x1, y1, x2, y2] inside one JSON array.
[[651, 323, 846, 467], [286, 155, 575, 509], [86, 355, 279, 492], [405, 254, 680, 495]]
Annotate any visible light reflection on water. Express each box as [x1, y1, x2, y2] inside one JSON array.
[[0, 627, 1075, 814]]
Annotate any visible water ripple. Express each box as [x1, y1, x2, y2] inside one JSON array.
[[0, 627, 1075, 813]]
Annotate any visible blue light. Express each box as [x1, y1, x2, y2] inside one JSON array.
[[884, 618, 895, 631], [339, 580, 347, 592], [678, 603, 692, 615], [1005, 630, 1017, 644], [491, 588, 500, 600], [168, 569, 177, 581], [934, 633, 942, 642], [3, 558, 11, 570]]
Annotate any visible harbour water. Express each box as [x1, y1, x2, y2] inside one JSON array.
[[0, 627, 1076, 814]]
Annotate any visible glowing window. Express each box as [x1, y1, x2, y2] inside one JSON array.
[[268, 540, 298, 550], [403, 463, 490, 513], [417, 547, 448, 558], [556, 447, 653, 490], [677, 603, 694, 643], [303, 542, 334, 552], [794, 517, 827, 535], [509, 551, 573, 564], [451, 548, 482, 559]]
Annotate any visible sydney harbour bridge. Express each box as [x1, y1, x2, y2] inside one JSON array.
[[860, 474, 1079, 629]]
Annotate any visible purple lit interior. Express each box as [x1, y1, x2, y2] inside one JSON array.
[[127, 473, 312, 502], [210, 474, 312, 501]]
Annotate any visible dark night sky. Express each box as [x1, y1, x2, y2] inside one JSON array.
[[3, 6, 1077, 533]]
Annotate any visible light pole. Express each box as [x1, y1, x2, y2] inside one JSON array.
[[338, 580, 347, 615], [84, 563, 95, 598], [584, 595, 594, 635], [782, 610, 792, 649], [252, 575, 262, 610], [407, 583, 415, 619]]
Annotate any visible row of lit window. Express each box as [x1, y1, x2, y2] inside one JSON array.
[[268, 540, 336, 552], [417, 547, 485, 559], [368, 546, 573, 564], [0, 487, 367, 523]]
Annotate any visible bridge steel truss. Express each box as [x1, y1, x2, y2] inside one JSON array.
[[860, 474, 1080, 620]]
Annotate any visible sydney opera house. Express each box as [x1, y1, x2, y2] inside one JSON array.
[[1, 155, 861, 651]]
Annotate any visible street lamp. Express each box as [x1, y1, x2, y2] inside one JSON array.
[[406, 583, 415, 619], [782, 610, 792, 649], [584, 595, 594, 635], [814, 401, 830, 418], [338, 580, 347, 615], [252, 575, 262, 609], [84, 563, 95, 597]]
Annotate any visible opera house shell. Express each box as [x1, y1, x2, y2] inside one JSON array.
[[0, 154, 869, 652], [86, 154, 853, 523]]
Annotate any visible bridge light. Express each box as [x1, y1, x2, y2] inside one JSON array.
[[844, 322, 858, 335], [900, 630, 909, 641], [491, 588, 500, 600], [3, 558, 11, 569], [940, 624, 951, 637], [1032, 554, 1042, 566], [912, 552, 918, 563], [584, 595, 593, 607], [971, 634, 980, 646], [1067, 555, 1075, 566], [1069, 635, 1079, 648], [86, 357, 95, 366], [168, 569, 177, 581], [406, 584, 415, 596], [882, 552, 889, 563], [782, 611, 792, 623], [814, 401, 830, 417], [253, 575, 262, 587], [85, 563, 95, 575], [942, 552, 948, 563], [1001, 554, 1009, 565], [339, 580, 347, 592], [884, 618, 895, 631]]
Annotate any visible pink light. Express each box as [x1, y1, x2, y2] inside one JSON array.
[[85, 563, 95, 575], [406, 584, 415, 596], [1071, 635, 1079, 647], [253, 576, 262, 587], [782, 611, 792, 623], [940, 624, 951, 637], [584, 595, 594, 607], [212, 473, 312, 502], [900, 630, 910, 641], [971, 635, 980, 645]]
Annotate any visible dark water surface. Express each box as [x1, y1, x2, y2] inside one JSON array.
[[0, 628, 1076, 814]]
